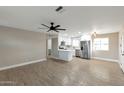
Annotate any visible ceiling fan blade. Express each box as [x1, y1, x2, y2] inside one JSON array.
[[55, 28, 66, 30], [41, 24, 50, 28], [54, 25, 60, 28]]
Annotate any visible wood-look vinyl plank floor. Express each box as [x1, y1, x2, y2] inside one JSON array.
[[0, 57, 124, 86]]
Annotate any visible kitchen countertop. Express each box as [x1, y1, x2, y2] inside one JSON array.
[[58, 49, 75, 51]]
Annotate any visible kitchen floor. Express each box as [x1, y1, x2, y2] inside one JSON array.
[[0, 57, 124, 86]]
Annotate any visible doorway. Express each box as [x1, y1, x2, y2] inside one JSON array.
[[47, 37, 59, 59], [47, 38, 52, 57]]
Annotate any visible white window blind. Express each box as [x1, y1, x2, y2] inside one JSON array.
[[94, 38, 109, 51]]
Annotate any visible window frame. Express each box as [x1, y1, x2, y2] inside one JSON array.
[[94, 38, 109, 51]]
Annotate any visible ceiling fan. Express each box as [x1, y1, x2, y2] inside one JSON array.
[[39, 22, 66, 32]]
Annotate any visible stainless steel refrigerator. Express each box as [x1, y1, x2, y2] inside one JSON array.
[[80, 41, 90, 59]]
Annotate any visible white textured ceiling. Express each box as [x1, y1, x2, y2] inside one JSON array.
[[0, 6, 124, 37]]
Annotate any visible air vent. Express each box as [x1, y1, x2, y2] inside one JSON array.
[[55, 6, 65, 13], [56, 6, 63, 12]]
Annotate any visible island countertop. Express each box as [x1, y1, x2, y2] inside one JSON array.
[[58, 49, 74, 51]]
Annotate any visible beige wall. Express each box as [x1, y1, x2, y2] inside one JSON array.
[[0, 25, 46, 68], [92, 32, 119, 60]]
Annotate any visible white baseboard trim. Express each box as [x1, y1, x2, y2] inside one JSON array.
[[0, 58, 47, 71], [92, 57, 119, 62]]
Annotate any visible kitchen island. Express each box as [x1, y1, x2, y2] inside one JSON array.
[[58, 49, 74, 61]]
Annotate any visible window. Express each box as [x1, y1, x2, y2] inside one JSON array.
[[94, 38, 109, 51], [72, 39, 80, 48]]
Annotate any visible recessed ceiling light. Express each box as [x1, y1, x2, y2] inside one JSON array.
[[64, 34, 67, 36], [78, 32, 81, 34], [71, 35, 74, 37]]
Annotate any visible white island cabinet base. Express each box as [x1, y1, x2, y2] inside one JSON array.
[[58, 49, 73, 61]]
